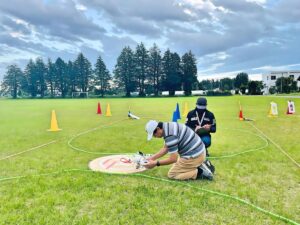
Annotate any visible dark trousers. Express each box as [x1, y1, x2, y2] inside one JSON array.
[[201, 135, 211, 156]]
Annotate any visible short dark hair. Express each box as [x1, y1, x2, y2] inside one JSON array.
[[153, 122, 163, 135]]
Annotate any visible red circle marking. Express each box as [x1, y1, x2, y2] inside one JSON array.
[[120, 157, 132, 163]]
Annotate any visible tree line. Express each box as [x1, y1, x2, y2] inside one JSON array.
[[2, 42, 280, 99], [199, 72, 264, 95], [0, 43, 199, 98]]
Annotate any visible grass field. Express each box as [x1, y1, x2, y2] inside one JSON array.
[[0, 96, 299, 225]]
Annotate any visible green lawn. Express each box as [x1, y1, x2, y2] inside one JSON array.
[[0, 96, 299, 225], [275, 93, 300, 96]]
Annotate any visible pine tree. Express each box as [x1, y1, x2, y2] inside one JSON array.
[[54, 57, 68, 98], [0, 65, 24, 98], [162, 50, 182, 96], [94, 55, 111, 97], [74, 53, 92, 93], [67, 61, 77, 95], [134, 43, 148, 96], [148, 43, 162, 96], [35, 57, 47, 98], [114, 46, 136, 97], [182, 51, 197, 96], [24, 59, 38, 98], [46, 59, 56, 98]]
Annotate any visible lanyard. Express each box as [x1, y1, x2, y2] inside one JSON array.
[[195, 111, 206, 127]]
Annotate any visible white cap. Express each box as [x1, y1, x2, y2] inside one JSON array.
[[145, 120, 158, 141]]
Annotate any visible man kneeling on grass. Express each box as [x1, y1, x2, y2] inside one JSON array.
[[144, 120, 213, 181]]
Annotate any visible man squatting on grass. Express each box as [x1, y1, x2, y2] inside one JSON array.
[[186, 97, 216, 157], [144, 120, 213, 180]]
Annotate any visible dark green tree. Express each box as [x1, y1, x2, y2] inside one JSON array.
[[148, 43, 162, 96], [134, 43, 149, 96], [199, 79, 213, 90], [67, 60, 77, 95], [114, 46, 136, 97], [35, 57, 47, 98], [181, 51, 197, 96], [220, 77, 234, 91], [275, 77, 297, 94], [0, 65, 25, 98], [94, 55, 111, 97], [24, 59, 38, 98], [248, 81, 263, 95], [74, 53, 92, 92], [162, 50, 182, 96], [234, 72, 249, 93], [54, 57, 68, 98], [45, 59, 56, 98]]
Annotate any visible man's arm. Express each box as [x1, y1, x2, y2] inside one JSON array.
[[157, 152, 178, 165], [200, 113, 216, 133], [148, 145, 168, 161], [210, 113, 216, 133], [144, 152, 178, 169], [185, 112, 193, 129]]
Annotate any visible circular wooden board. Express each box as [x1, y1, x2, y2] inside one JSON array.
[[89, 155, 147, 174]]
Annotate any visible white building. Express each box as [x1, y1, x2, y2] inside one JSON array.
[[262, 71, 300, 94]]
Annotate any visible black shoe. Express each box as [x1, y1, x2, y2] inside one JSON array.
[[206, 150, 210, 157], [204, 160, 215, 174], [196, 167, 204, 179], [197, 164, 213, 180]]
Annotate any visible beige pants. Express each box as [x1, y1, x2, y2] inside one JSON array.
[[168, 152, 206, 180]]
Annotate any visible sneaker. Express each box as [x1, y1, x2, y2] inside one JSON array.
[[196, 167, 205, 180], [204, 160, 215, 174], [198, 163, 213, 180]]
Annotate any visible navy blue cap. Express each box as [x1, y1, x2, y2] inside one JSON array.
[[196, 97, 207, 106]]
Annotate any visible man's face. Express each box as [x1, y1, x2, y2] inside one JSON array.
[[153, 127, 163, 138]]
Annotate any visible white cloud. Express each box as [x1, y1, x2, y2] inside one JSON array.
[[0, 44, 39, 63], [246, 0, 267, 5], [9, 32, 24, 38], [75, 4, 87, 11], [13, 18, 29, 26], [182, 0, 216, 11], [198, 63, 225, 73], [252, 63, 300, 71], [1, 0, 300, 82]]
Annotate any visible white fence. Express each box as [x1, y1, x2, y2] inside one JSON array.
[[161, 90, 206, 96]]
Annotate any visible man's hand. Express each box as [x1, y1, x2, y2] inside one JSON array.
[[195, 125, 201, 132], [144, 159, 157, 169], [195, 124, 211, 133], [202, 124, 211, 131]]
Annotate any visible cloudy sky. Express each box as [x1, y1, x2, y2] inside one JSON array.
[[0, 0, 300, 81]]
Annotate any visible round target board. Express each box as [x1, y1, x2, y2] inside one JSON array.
[[89, 155, 147, 174]]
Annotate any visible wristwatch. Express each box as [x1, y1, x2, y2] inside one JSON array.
[[156, 160, 160, 166]]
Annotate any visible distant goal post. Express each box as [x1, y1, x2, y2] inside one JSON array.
[[71, 91, 89, 98]]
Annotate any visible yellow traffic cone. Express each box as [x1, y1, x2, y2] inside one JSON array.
[[47, 110, 61, 131], [182, 102, 189, 117], [268, 102, 278, 117], [268, 107, 274, 117], [105, 103, 112, 117]]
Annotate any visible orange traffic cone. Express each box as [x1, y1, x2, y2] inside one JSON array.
[[48, 110, 61, 131], [239, 102, 244, 121]]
